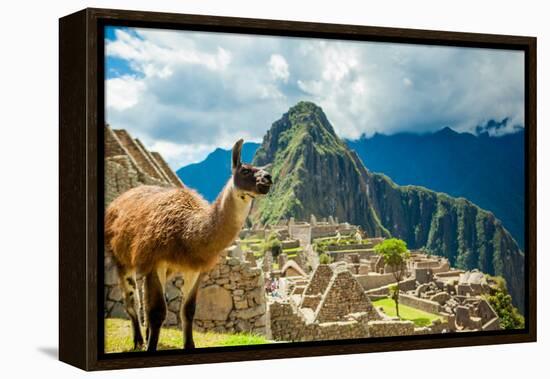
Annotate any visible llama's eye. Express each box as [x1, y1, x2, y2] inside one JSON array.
[[241, 169, 251, 175]]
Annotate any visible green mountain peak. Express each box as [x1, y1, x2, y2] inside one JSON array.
[[253, 101, 341, 167], [251, 101, 385, 235]]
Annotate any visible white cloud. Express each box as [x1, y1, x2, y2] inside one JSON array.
[[105, 28, 525, 168], [105, 75, 145, 111], [321, 45, 358, 82], [149, 140, 218, 167], [289, 41, 524, 140], [106, 29, 232, 78], [268, 54, 290, 82]]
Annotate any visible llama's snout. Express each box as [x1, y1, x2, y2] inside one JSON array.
[[255, 171, 273, 194], [259, 172, 272, 185]]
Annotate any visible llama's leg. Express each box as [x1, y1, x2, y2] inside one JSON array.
[[180, 271, 201, 349], [119, 272, 144, 350], [143, 269, 166, 352]]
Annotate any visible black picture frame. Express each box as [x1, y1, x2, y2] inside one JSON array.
[[59, 7, 537, 371]]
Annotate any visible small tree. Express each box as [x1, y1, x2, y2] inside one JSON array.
[[263, 232, 282, 258], [485, 275, 525, 329], [388, 284, 400, 317], [375, 238, 410, 317]]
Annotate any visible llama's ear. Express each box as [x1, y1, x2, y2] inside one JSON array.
[[232, 139, 244, 171]]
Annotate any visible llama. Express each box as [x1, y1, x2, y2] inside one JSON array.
[[105, 139, 272, 351]]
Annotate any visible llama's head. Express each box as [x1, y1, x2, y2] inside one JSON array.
[[231, 139, 273, 197]]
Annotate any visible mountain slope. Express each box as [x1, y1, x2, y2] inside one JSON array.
[[251, 101, 388, 237], [347, 128, 525, 249], [251, 101, 525, 310], [176, 142, 260, 202]]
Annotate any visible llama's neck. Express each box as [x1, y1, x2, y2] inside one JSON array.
[[201, 179, 252, 254]]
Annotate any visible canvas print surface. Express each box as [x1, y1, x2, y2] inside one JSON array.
[[103, 26, 526, 354]]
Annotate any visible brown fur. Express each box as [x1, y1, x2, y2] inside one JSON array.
[[104, 139, 272, 351], [106, 182, 251, 273]]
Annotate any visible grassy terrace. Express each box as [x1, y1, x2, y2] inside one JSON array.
[[282, 247, 302, 253], [373, 298, 444, 327], [313, 236, 356, 243], [240, 238, 263, 244], [327, 249, 373, 254], [105, 318, 269, 353], [249, 244, 303, 259]]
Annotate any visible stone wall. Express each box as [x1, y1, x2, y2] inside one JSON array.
[[327, 244, 373, 251], [367, 320, 415, 337], [365, 277, 417, 296], [355, 273, 397, 291], [105, 156, 166, 206], [399, 293, 442, 314], [303, 265, 332, 297], [289, 225, 312, 245], [105, 251, 268, 336], [104, 125, 182, 206], [482, 317, 501, 331], [269, 300, 370, 342], [310, 224, 358, 239], [476, 299, 499, 324], [412, 318, 452, 335], [329, 249, 377, 262], [194, 255, 267, 335], [281, 239, 300, 249]]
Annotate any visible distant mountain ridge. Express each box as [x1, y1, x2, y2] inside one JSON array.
[[176, 142, 260, 202], [346, 127, 525, 248], [250, 102, 524, 310]]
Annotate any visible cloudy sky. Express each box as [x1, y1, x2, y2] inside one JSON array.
[[105, 26, 525, 169]]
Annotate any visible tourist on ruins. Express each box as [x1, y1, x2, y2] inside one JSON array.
[[355, 230, 363, 243], [265, 277, 272, 294], [270, 278, 278, 293]]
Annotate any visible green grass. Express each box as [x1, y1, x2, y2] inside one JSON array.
[[283, 247, 303, 254], [327, 249, 372, 254], [104, 318, 269, 353], [313, 236, 355, 243], [240, 238, 265, 253], [373, 298, 444, 327], [241, 238, 263, 244]]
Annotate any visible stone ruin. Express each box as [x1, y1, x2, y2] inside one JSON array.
[[193, 250, 267, 335], [269, 262, 383, 342], [104, 124, 184, 321], [364, 253, 501, 333], [104, 124, 183, 206], [104, 126, 268, 336], [105, 246, 268, 335], [255, 218, 503, 340]]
